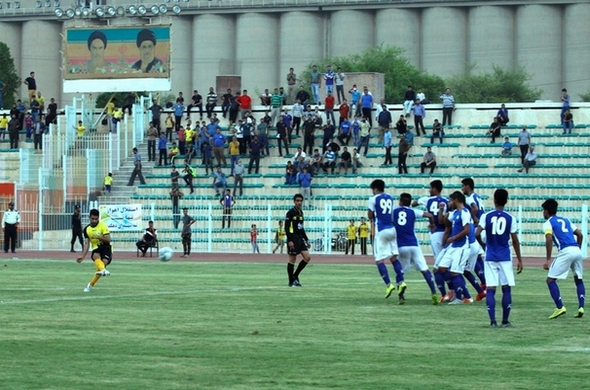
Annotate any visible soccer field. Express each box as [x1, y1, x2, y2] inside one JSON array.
[[0, 259, 587, 390]]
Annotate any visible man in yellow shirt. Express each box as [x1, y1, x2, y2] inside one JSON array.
[[185, 127, 195, 154], [75, 120, 85, 138], [229, 135, 240, 175], [169, 142, 180, 164], [112, 107, 123, 132], [37, 91, 45, 112], [76, 209, 112, 292], [165, 113, 175, 141], [346, 219, 358, 255], [272, 220, 286, 254], [105, 98, 115, 132], [103, 172, 113, 194], [359, 216, 370, 255], [0, 114, 8, 139]]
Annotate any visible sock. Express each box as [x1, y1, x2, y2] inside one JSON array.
[[475, 256, 486, 285], [547, 280, 563, 309], [464, 271, 483, 294], [443, 270, 454, 291], [463, 284, 472, 299], [434, 271, 447, 295], [422, 270, 436, 294], [502, 286, 512, 323], [377, 263, 391, 286], [94, 259, 105, 271], [576, 279, 585, 309], [452, 274, 464, 300], [293, 259, 308, 280], [287, 262, 295, 284], [391, 259, 404, 284], [89, 274, 100, 287], [486, 288, 496, 322]]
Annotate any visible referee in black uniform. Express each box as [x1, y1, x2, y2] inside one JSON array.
[[285, 193, 312, 287], [2, 201, 21, 253], [70, 205, 84, 252]]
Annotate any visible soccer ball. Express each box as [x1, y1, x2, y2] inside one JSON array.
[[158, 247, 173, 262]]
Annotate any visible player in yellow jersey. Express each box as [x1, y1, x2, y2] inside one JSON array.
[[76, 209, 112, 292], [345, 219, 358, 255]]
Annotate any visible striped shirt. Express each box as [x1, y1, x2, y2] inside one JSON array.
[[439, 94, 455, 108], [271, 94, 283, 108]]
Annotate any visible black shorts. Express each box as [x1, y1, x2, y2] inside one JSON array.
[[288, 236, 308, 256], [92, 247, 113, 264]]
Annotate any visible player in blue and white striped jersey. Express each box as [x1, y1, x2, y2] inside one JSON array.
[[541, 198, 585, 319], [476, 189, 523, 328]]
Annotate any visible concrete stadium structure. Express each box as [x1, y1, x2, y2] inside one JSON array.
[[0, 0, 589, 107]]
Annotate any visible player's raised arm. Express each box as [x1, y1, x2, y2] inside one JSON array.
[[510, 231, 523, 274]]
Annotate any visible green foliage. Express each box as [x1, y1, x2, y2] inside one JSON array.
[[580, 90, 590, 102], [446, 64, 543, 103], [95, 91, 148, 109], [300, 45, 446, 104], [0, 42, 21, 108]]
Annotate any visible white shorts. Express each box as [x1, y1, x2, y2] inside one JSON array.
[[484, 261, 515, 287], [399, 246, 428, 273], [374, 228, 399, 262], [548, 246, 584, 280], [433, 246, 449, 269], [438, 245, 469, 273], [430, 231, 444, 259], [465, 241, 483, 273]]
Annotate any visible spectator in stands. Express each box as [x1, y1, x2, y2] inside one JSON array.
[[351, 116, 361, 148], [205, 87, 218, 119], [201, 141, 214, 175], [276, 115, 290, 157], [560, 88, 570, 123], [352, 148, 362, 174], [413, 99, 426, 136], [359, 117, 371, 157], [377, 104, 392, 144], [220, 89, 232, 119], [46, 98, 58, 126], [403, 86, 416, 118], [360, 86, 374, 128], [233, 158, 244, 197], [563, 109, 573, 134], [501, 137, 513, 156], [182, 163, 196, 194], [383, 127, 393, 166], [325, 91, 336, 125], [157, 132, 168, 166], [431, 119, 443, 144], [313, 106, 323, 128], [299, 167, 312, 205], [33, 116, 45, 151], [338, 99, 349, 125], [395, 115, 407, 135], [212, 165, 227, 196], [337, 146, 352, 174], [311, 149, 323, 175], [270, 89, 283, 126], [348, 85, 361, 118], [322, 146, 337, 175], [281, 109, 293, 144], [170, 165, 179, 191], [286, 68, 297, 104], [439, 88, 455, 126], [324, 65, 335, 97], [24, 113, 33, 141], [104, 172, 113, 194], [248, 135, 262, 174], [228, 136, 240, 176], [497, 103, 509, 126], [420, 146, 437, 174], [256, 118, 270, 157], [112, 106, 123, 132], [285, 161, 297, 184], [186, 90, 203, 120], [237, 90, 252, 119], [177, 126, 186, 155], [296, 86, 310, 109], [228, 91, 240, 124], [487, 116, 502, 144], [212, 127, 227, 167], [260, 88, 271, 107], [517, 125, 531, 164], [416, 88, 427, 104], [8, 113, 19, 149], [291, 99, 304, 137], [303, 116, 316, 155], [310, 65, 321, 104], [220, 189, 235, 229], [171, 188, 183, 229], [398, 133, 410, 174], [293, 147, 306, 171], [136, 221, 157, 257], [146, 122, 158, 162], [321, 120, 336, 153], [127, 147, 146, 186], [517, 146, 538, 174], [337, 116, 352, 146], [173, 99, 184, 132]]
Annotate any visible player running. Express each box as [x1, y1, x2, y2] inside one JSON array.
[[285, 193, 312, 287], [76, 208, 112, 293], [476, 189, 523, 328], [368, 179, 405, 301], [394, 193, 438, 305], [541, 198, 585, 319]]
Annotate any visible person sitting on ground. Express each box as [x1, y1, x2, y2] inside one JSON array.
[[420, 146, 437, 174], [487, 116, 502, 144], [501, 137, 513, 156], [431, 119, 443, 144], [497, 103, 509, 126], [337, 146, 352, 175], [311, 148, 323, 175], [285, 161, 297, 184], [136, 221, 157, 257], [517, 146, 537, 174]]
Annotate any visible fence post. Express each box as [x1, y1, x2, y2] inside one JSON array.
[[62, 154, 67, 208], [323, 203, 330, 254], [208, 202, 213, 253], [150, 202, 155, 223], [582, 204, 588, 257], [267, 203, 272, 254], [38, 167, 43, 251], [517, 204, 523, 245], [86, 150, 90, 199], [108, 134, 113, 174]]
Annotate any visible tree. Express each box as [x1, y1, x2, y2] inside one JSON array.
[[580, 90, 590, 102], [300, 45, 446, 104], [446, 64, 542, 103], [0, 42, 21, 108]]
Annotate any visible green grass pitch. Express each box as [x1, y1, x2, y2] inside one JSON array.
[[0, 259, 588, 390]]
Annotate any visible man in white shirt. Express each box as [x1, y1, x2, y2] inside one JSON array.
[[517, 146, 537, 174], [2, 201, 20, 253], [335, 67, 345, 104]]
